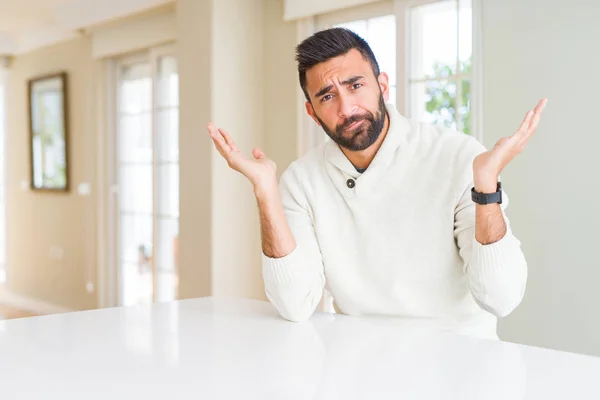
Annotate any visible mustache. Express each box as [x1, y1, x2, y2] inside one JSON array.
[[336, 112, 374, 133]]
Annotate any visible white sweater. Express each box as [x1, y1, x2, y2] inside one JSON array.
[[262, 103, 527, 337]]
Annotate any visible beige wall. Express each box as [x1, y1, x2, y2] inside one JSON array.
[[5, 37, 97, 311], [177, 0, 298, 301], [175, 0, 213, 300], [177, 0, 266, 300], [263, 0, 299, 178], [210, 0, 265, 299]]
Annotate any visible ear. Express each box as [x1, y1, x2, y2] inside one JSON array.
[[377, 72, 390, 103], [305, 101, 321, 126]]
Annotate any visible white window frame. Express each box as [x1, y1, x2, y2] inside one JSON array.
[[296, 0, 483, 156], [101, 43, 178, 308]]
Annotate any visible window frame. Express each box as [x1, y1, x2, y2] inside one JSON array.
[[406, 0, 478, 135]]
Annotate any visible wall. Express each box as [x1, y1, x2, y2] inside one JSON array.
[[178, 0, 298, 301], [178, 0, 286, 301], [482, 0, 600, 356], [5, 37, 97, 311], [210, 0, 265, 299], [175, 0, 213, 300], [263, 0, 299, 179]]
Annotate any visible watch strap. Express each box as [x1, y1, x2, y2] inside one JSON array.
[[471, 182, 502, 205]]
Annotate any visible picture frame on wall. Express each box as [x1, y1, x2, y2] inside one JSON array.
[[28, 72, 69, 192]]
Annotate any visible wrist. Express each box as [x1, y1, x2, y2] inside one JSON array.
[[473, 170, 499, 193], [253, 180, 278, 201]]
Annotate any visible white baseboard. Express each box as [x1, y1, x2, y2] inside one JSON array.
[[0, 289, 74, 315]]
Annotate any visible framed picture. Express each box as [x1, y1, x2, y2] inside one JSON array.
[[28, 72, 69, 192]]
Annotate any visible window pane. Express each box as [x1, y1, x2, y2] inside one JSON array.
[[366, 15, 396, 85], [410, 0, 458, 79], [158, 164, 179, 217], [119, 81, 140, 114], [156, 109, 179, 162], [335, 20, 367, 39], [120, 165, 152, 214], [459, 79, 471, 135], [157, 56, 179, 108], [120, 215, 152, 264], [120, 63, 151, 113], [410, 80, 457, 130], [117, 54, 179, 307], [388, 85, 397, 106], [335, 15, 397, 98], [156, 218, 178, 272], [119, 113, 152, 163], [458, 0, 472, 73]]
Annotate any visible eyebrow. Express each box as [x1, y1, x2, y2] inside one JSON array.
[[313, 75, 365, 98]]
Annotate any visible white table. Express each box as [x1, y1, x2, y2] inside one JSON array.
[[0, 297, 599, 399]]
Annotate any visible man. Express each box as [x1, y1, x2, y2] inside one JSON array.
[[207, 28, 547, 335]]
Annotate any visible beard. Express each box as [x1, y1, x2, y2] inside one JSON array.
[[316, 94, 387, 152]]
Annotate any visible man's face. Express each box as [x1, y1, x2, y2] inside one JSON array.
[[304, 49, 390, 152]]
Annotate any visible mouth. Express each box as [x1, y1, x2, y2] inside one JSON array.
[[344, 120, 365, 131]]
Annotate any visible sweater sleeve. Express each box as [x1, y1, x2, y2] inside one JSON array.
[[454, 183, 528, 318], [262, 166, 326, 322]]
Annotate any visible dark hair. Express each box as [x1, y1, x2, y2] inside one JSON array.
[[295, 27, 380, 102]]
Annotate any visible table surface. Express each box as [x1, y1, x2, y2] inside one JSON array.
[[0, 297, 599, 399]]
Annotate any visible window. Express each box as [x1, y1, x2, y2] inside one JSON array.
[[408, 0, 473, 134], [301, 0, 479, 154], [113, 46, 179, 306], [335, 15, 397, 106]]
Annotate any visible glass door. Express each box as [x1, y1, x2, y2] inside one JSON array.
[[115, 45, 179, 306]]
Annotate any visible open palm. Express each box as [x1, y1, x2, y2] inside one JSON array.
[[473, 98, 548, 185], [207, 123, 276, 188]]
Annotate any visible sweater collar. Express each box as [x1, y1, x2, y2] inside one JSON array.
[[324, 103, 412, 178]]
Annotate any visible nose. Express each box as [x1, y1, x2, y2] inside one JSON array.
[[338, 92, 357, 118]]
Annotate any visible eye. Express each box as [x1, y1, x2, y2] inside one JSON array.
[[321, 94, 333, 102], [352, 83, 363, 90]]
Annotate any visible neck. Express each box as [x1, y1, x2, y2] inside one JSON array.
[[341, 113, 390, 170]]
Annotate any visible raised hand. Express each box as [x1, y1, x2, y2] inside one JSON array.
[[207, 123, 277, 191], [473, 98, 548, 192]]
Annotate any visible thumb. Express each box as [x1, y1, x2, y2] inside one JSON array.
[[252, 148, 266, 160]]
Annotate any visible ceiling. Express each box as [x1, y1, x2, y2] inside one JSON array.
[[0, 0, 173, 55]]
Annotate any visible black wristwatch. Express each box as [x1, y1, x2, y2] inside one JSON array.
[[471, 182, 502, 205]]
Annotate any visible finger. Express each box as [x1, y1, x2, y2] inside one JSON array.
[[517, 98, 548, 146], [207, 122, 221, 141], [252, 148, 265, 160], [207, 123, 224, 140], [523, 98, 547, 132], [533, 97, 548, 114], [210, 137, 230, 159], [509, 110, 533, 145], [207, 123, 231, 154], [526, 98, 548, 136], [517, 110, 534, 134], [207, 123, 229, 149], [218, 128, 239, 152]]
